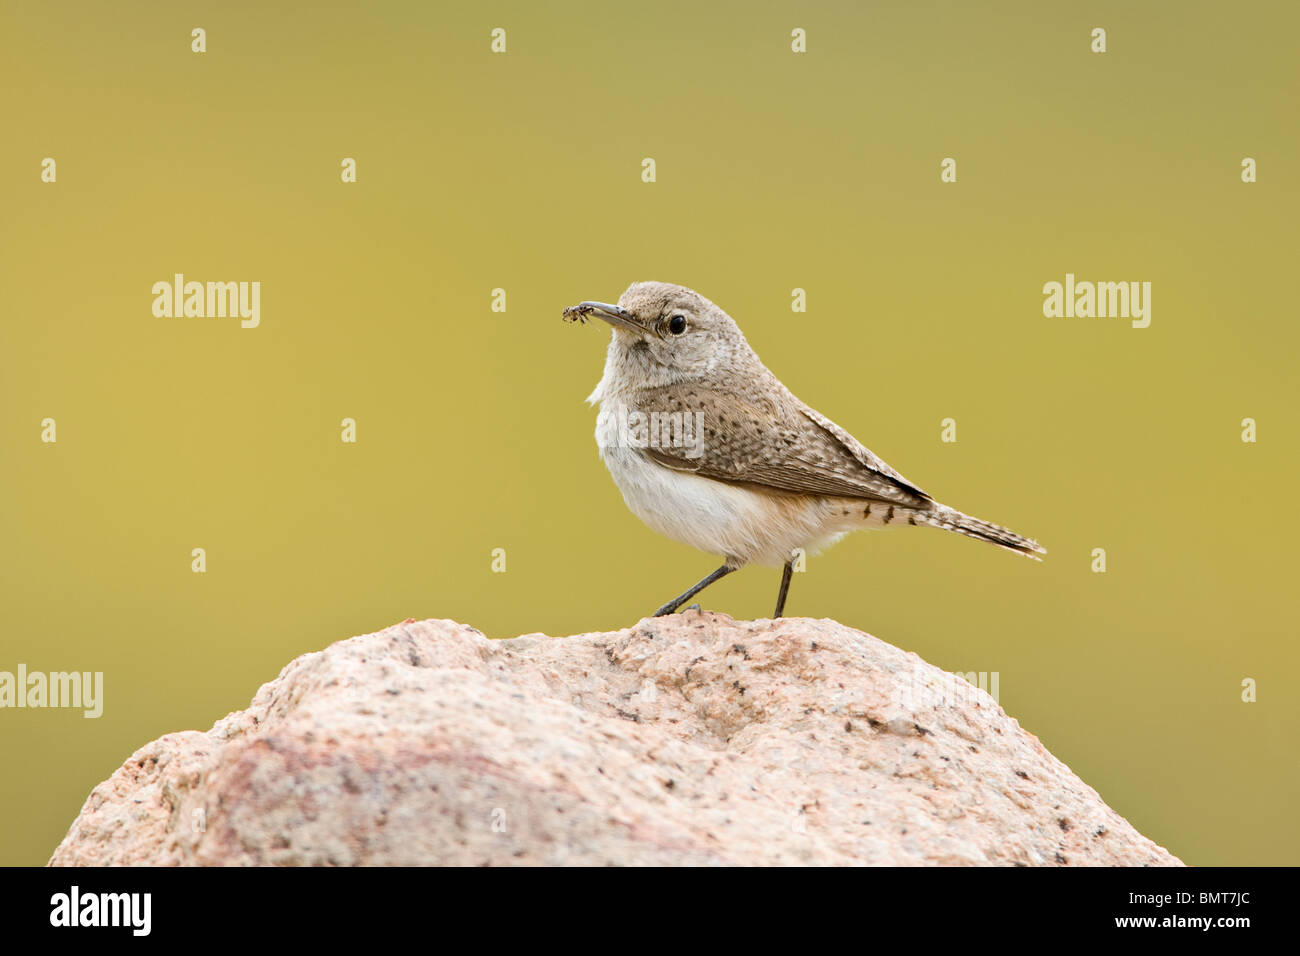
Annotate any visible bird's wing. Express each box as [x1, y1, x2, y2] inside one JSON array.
[[628, 384, 931, 508]]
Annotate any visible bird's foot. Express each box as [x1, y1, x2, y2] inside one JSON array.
[[652, 602, 703, 617]]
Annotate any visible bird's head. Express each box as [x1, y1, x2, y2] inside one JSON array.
[[565, 281, 752, 386]]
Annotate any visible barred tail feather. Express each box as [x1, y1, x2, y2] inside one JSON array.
[[916, 505, 1046, 560]]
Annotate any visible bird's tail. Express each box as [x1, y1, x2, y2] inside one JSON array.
[[914, 504, 1046, 560]]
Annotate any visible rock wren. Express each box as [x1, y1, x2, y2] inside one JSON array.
[[564, 281, 1045, 619]]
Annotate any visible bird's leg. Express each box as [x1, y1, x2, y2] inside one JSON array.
[[653, 564, 735, 617], [773, 561, 794, 618]]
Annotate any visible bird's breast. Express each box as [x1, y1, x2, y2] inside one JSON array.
[[592, 404, 849, 566]]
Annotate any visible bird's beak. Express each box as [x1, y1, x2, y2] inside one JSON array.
[[566, 301, 646, 334]]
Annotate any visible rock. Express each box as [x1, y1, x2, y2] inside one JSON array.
[[48, 613, 1181, 866]]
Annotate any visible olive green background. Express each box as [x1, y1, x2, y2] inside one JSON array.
[[2, 1, 1296, 866]]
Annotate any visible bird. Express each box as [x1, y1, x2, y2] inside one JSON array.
[[564, 281, 1045, 619]]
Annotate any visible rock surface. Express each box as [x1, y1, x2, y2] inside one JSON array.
[[49, 614, 1181, 866]]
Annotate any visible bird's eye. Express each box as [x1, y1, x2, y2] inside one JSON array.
[[668, 314, 687, 335]]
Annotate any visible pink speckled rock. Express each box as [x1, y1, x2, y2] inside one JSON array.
[[48, 613, 1181, 866]]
